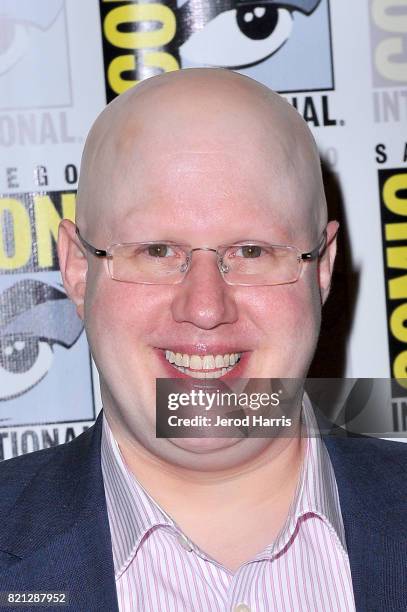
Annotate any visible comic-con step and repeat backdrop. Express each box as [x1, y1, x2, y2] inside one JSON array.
[[0, 0, 406, 460]]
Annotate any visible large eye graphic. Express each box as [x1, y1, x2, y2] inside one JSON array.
[[179, 6, 292, 68], [0, 279, 84, 402], [0, 334, 54, 401]]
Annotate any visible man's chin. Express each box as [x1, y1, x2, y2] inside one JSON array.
[[168, 436, 242, 454], [159, 434, 274, 472]]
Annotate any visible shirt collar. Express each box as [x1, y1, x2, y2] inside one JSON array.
[[101, 417, 174, 578], [102, 395, 347, 578], [269, 393, 347, 558]]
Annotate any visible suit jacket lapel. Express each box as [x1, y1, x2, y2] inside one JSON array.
[[0, 412, 118, 612], [324, 434, 407, 612]]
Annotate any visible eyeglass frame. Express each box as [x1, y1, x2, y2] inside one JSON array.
[[75, 225, 327, 287]]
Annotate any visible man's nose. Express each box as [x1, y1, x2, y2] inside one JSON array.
[[171, 251, 238, 329]]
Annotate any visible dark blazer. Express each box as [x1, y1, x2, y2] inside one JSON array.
[[0, 411, 405, 612]]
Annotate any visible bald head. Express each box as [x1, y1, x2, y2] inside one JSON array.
[[76, 68, 326, 244]]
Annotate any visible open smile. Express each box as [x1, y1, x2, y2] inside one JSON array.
[[160, 349, 244, 379]]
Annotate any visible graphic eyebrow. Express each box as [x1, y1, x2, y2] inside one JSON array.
[[174, 0, 235, 47], [0, 280, 83, 349], [278, 0, 321, 13], [0, 280, 66, 328]]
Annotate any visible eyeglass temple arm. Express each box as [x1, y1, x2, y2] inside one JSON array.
[[76, 226, 107, 258], [300, 231, 328, 262]]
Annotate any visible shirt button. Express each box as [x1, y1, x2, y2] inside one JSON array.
[[177, 533, 193, 552], [234, 605, 251, 612]]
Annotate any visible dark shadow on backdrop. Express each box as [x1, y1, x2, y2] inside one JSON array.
[[308, 158, 360, 378]]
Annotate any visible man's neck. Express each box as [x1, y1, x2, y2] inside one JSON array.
[[109, 419, 306, 569]]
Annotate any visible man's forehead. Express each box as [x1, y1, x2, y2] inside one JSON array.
[[109, 203, 302, 248], [84, 143, 321, 246], [106, 112, 303, 199], [104, 145, 304, 213], [98, 153, 315, 249]]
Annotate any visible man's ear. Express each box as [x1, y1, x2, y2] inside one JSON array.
[[318, 220, 339, 305], [57, 219, 88, 320]]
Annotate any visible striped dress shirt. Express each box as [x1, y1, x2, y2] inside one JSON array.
[[101, 399, 356, 612]]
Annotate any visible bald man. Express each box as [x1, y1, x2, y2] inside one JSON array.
[[0, 69, 406, 612]]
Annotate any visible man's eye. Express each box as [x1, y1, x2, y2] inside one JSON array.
[[237, 245, 264, 258], [146, 244, 174, 258]]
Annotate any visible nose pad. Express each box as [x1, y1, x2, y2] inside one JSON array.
[[219, 260, 230, 274], [179, 256, 191, 274]]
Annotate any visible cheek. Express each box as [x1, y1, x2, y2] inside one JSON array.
[[246, 280, 319, 321], [83, 270, 171, 354], [241, 276, 321, 354]]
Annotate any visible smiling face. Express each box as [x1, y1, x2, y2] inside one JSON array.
[[58, 69, 337, 470]]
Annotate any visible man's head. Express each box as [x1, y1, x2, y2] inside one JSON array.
[[58, 68, 338, 470]]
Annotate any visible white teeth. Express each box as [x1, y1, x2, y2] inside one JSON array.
[[205, 369, 223, 379], [164, 351, 241, 377], [202, 355, 215, 370], [182, 368, 225, 379], [189, 355, 202, 370], [166, 351, 175, 364], [215, 355, 224, 368]]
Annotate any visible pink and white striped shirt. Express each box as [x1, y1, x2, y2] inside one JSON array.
[[101, 399, 356, 612]]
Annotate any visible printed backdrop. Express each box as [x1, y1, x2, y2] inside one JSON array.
[[0, 0, 406, 459]]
